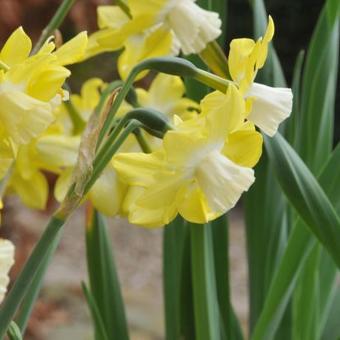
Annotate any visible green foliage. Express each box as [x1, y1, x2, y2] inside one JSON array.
[[252, 144, 340, 340], [86, 210, 129, 340]]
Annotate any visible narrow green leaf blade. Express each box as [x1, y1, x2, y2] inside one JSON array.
[[264, 134, 340, 267], [321, 287, 340, 340], [252, 144, 340, 340], [0, 216, 64, 338], [292, 245, 321, 340], [285, 50, 305, 147], [211, 215, 244, 340], [82, 282, 109, 340], [16, 233, 62, 333], [86, 210, 129, 340], [7, 322, 22, 340], [299, 1, 339, 170], [163, 216, 187, 340], [190, 223, 220, 340], [179, 227, 196, 339]]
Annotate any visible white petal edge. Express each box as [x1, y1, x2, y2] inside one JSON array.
[[0, 239, 15, 303], [167, 0, 222, 55], [246, 82, 293, 137], [196, 151, 255, 214]]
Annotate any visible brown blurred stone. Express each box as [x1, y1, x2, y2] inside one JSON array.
[[0, 0, 112, 44]]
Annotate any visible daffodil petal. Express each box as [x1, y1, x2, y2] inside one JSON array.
[[0, 27, 32, 67], [55, 168, 73, 202], [0, 90, 54, 144], [118, 24, 173, 80], [223, 122, 263, 168], [167, 1, 221, 54], [201, 85, 245, 141], [90, 165, 126, 216], [228, 38, 256, 84], [177, 181, 217, 224], [256, 16, 275, 68], [81, 78, 104, 112], [36, 135, 80, 169], [196, 151, 255, 214], [54, 32, 88, 66], [113, 152, 164, 186], [97, 5, 130, 29], [10, 170, 48, 209]]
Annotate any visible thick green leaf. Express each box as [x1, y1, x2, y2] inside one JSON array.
[[16, 234, 62, 333], [321, 287, 340, 340], [315, 248, 337, 337], [190, 223, 220, 340], [245, 154, 289, 332], [86, 210, 129, 340], [265, 134, 340, 267], [292, 245, 321, 340], [82, 283, 109, 340], [289, 2, 339, 338], [163, 216, 187, 340], [252, 144, 340, 340], [245, 2, 291, 337], [0, 217, 64, 338], [285, 50, 305, 147], [179, 227, 196, 339], [299, 1, 339, 171], [211, 215, 244, 340]]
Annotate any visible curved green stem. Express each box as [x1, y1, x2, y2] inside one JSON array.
[[97, 57, 230, 148], [85, 120, 142, 194], [0, 216, 65, 338], [31, 0, 77, 54], [134, 129, 152, 153]]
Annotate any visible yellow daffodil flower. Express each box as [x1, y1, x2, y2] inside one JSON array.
[[0, 238, 15, 303], [128, 0, 222, 55], [136, 73, 199, 121], [0, 137, 15, 179], [50, 74, 197, 216], [0, 27, 87, 151], [227, 16, 293, 136], [68, 78, 105, 122], [41, 78, 128, 216], [86, 1, 221, 79], [113, 85, 263, 227], [6, 141, 51, 209]]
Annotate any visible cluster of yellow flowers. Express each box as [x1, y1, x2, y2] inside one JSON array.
[[86, 0, 222, 79], [0, 0, 293, 294], [0, 27, 87, 208]]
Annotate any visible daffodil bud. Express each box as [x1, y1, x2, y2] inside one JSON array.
[[124, 108, 173, 138]]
